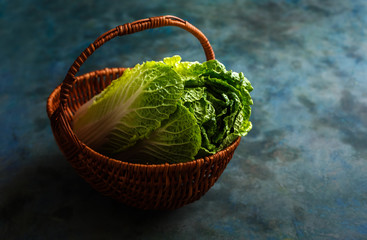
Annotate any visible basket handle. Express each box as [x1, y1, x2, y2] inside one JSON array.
[[59, 15, 215, 107]]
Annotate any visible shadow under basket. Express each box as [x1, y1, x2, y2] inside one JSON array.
[[46, 15, 241, 210]]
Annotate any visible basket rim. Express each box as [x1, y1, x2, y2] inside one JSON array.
[[47, 67, 241, 169]]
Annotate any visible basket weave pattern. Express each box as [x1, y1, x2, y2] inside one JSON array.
[[47, 16, 241, 210]]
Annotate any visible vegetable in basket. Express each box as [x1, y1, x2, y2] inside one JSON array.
[[72, 56, 253, 164]]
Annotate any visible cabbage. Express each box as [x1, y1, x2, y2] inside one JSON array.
[[73, 56, 253, 164], [164, 56, 253, 157]]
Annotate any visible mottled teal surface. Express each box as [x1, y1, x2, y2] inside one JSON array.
[[1, 0, 367, 239]]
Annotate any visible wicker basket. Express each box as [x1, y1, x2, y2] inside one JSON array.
[[46, 15, 241, 210]]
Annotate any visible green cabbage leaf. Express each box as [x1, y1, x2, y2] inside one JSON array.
[[73, 61, 185, 154]]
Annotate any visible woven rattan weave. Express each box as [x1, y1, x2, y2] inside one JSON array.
[[46, 15, 241, 210]]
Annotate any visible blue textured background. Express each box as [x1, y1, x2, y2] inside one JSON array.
[[1, 0, 367, 239]]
